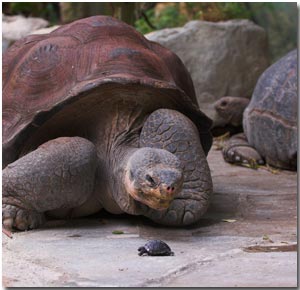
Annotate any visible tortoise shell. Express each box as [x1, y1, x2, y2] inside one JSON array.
[[2, 16, 212, 168], [138, 240, 174, 256], [243, 49, 297, 169]]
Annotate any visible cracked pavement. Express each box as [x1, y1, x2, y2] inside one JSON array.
[[2, 146, 297, 287]]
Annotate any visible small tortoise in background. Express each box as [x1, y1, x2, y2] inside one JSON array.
[[214, 49, 297, 170], [138, 240, 174, 256], [2, 16, 213, 231]]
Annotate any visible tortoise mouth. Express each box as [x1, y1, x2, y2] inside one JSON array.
[[124, 170, 176, 210], [134, 190, 173, 210], [127, 186, 175, 210]]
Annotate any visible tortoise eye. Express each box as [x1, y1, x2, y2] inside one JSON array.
[[129, 170, 134, 180], [145, 174, 156, 187], [220, 100, 227, 107]]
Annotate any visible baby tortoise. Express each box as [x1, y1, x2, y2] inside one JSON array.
[[138, 240, 174, 256]]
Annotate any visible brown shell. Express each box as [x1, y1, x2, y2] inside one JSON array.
[[3, 16, 212, 167]]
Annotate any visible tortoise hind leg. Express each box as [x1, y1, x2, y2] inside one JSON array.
[[2, 137, 97, 231], [140, 109, 213, 226], [222, 133, 265, 168]]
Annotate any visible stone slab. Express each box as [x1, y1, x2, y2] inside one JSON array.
[[2, 147, 297, 287]]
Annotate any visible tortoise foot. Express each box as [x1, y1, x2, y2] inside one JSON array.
[[162, 199, 201, 226], [224, 146, 265, 167], [2, 204, 45, 231], [222, 133, 265, 168], [141, 196, 208, 226]]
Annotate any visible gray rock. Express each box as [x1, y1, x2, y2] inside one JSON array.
[[2, 14, 49, 52], [2, 38, 11, 52], [31, 25, 60, 35], [146, 20, 270, 120]]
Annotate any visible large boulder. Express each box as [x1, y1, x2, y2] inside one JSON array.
[[2, 14, 48, 52], [146, 20, 270, 120], [31, 25, 60, 35]]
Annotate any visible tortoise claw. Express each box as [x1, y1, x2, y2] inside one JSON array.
[[2, 204, 45, 231]]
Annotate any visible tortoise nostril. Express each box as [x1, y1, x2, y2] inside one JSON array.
[[220, 100, 227, 107], [166, 186, 175, 192]]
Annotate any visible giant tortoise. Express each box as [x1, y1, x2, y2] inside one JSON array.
[[2, 16, 213, 231], [214, 49, 297, 170]]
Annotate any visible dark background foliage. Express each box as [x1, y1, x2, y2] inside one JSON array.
[[2, 2, 297, 62]]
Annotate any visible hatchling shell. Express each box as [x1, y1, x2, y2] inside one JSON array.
[[141, 240, 174, 256]]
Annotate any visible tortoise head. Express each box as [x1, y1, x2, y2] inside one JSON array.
[[213, 96, 250, 127], [124, 148, 183, 210]]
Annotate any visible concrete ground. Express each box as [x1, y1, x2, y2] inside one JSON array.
[[2, 145, 297, 287]]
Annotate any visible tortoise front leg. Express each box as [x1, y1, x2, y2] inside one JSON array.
[[2, 137, 97, 231], [140, 109, 213, 226], [222, 133, 265, 168]]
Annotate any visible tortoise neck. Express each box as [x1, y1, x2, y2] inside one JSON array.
[[110, 145, 142, 215]]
